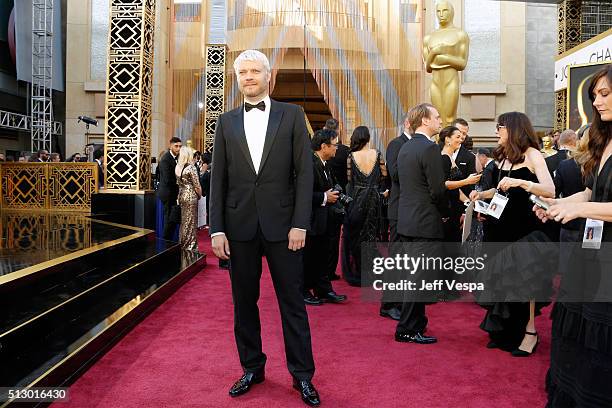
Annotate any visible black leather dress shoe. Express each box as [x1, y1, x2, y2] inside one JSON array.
[[395, 331, 437, 344], [319, 291, 347, 303], [304, 293, 323, 306], [379, 307, 401, 320], [228, 372, 265, 397], [293, 380, 321, 406]]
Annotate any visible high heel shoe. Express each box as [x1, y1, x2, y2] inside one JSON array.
[[511, 331, 539, 357]]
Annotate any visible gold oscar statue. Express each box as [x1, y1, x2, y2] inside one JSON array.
[[423, 1, 469, 127], [541, 136, 557, 157]]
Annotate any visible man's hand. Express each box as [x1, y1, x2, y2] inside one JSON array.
[[326, 189, 339, 204], [212, 234, 230, 260], [469, 190, 481, 202], [288, 228, 306, 251]]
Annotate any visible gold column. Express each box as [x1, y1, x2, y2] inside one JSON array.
[[104, 0, 156, 191], [204, 45, 226, 153], [555, 0, 582, 131]]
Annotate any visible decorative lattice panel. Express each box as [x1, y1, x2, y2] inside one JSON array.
[[0, 163, 98, 211], [0, 164, 47, 209], [105, 0, 156, 190], [204, 45, 226, 154], [555, 89, 568, 131], [49, 164, 98, 210], [558, 0, 583, 54]]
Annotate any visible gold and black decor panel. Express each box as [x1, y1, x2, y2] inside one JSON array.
[[105, 0, 156, 191], [204, 45, 226, 153], [0, 163, 98, 211], [0, 164, 47, 209]]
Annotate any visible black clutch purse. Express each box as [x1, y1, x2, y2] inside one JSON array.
[[169, 204, 181, 224]]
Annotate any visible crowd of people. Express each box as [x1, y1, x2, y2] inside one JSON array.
[[154, 49, 611, 407]]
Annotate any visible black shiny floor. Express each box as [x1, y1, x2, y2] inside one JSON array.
[[0, 212, 140, 276], [0, 211, 204, 391]]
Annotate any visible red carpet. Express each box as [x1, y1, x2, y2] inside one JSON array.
[[53, 232, 550, 407]]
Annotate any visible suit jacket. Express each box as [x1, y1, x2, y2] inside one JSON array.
[[386, 132, 410, 221], [210, 99, 313, 242], [455, 146, 477, 195], [396, 133, 446, 239], [545, 149, 569, 177], [95, 159, 104, 188], [479, 160, 496, 190], [309, 154, 335, 236], [554, 157, 584, 231], [156, 150, 178, 203], [328, 143, 350, 190]]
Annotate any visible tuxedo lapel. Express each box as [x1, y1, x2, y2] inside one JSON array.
[[258, 100, 283, 174], [230, 108, 256, 175]]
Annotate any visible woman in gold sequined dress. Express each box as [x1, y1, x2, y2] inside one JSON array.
[[175, 146, 202, 252]]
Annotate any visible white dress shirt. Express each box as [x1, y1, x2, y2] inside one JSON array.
[[243, 95, 271, 174]]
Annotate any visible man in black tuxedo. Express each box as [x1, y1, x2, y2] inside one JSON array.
[[477, 148, 495, 190], [156, 136, 182, 240], [395, 103, 445, 345], [452, 118, 477, 195], [210, 50, 319, 406], [93, 149, 104, 188], [380, 112, 411, 321], [303, 129, 347, 306], [545, 129, 577, 177], [325, 118, 349, 281]]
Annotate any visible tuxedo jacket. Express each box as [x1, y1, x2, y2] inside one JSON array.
[[386, 132, 410, 221], [156, 150, 178, 203], [455, 145, 476, 195], [328, 143, 350, 190], [545, 149, 569, 177], [309, 153, 336, 236], [396, 133, 446, 239], [209, 100, 313, 242]]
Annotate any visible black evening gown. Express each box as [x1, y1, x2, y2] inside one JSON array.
[[547, 155, 612, 408], [341, 151, 388, 286], [479, 166, 551, 350], [441, 155, 465, 243]]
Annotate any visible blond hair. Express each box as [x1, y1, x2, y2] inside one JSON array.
[[176, 146, 195, 174]]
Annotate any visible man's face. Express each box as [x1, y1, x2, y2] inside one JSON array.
[[0, 153, 5, 161], [40, 150, 49, 161], [456, 123, 469, 143], [321, 138, 338, 161], [477, 154, 488, 168], [424, 107, 442, 135], [236, 59, 270, 100], [170, 142, 182, 156]]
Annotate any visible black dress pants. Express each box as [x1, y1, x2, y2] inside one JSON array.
[[229, 229, 315, 380], [326, 220, 342, 279], [381, 219, 401, 310], [395, 235, 440, 335], [304, 233, 333, 297], [162, 200, 178, 240]]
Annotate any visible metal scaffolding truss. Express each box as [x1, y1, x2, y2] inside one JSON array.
[[31, 0, 54, 153], [0, 109, 62, 135]]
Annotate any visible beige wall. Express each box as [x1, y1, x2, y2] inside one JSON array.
[[423, 0, 527, 144], [65, 0, 171, 160]]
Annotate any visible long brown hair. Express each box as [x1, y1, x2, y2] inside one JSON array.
[[493, 112, 540, 164], [574, 65, 612, 177]]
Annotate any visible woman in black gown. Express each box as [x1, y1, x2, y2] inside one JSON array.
[[438, 126, 481, 242], [469, 112, 555, 355], [535, 64, 612, 408], [341, 126, 389, 286]]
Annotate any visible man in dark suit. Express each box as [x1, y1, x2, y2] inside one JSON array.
[[395, 103, 445, 345], [379, 112, 411, 320], [452, 118, 477, 195], [210, 50, 319, 406], [545, 129, 577, 177], [324, 118, 348, 281], [303, 129, 347, 306], [477, 148, 496, 190], [93, 149, 104, 188], [156, 136, 182, 240]]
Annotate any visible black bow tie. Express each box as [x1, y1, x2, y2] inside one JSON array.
[[245, 101, 266, 112]]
